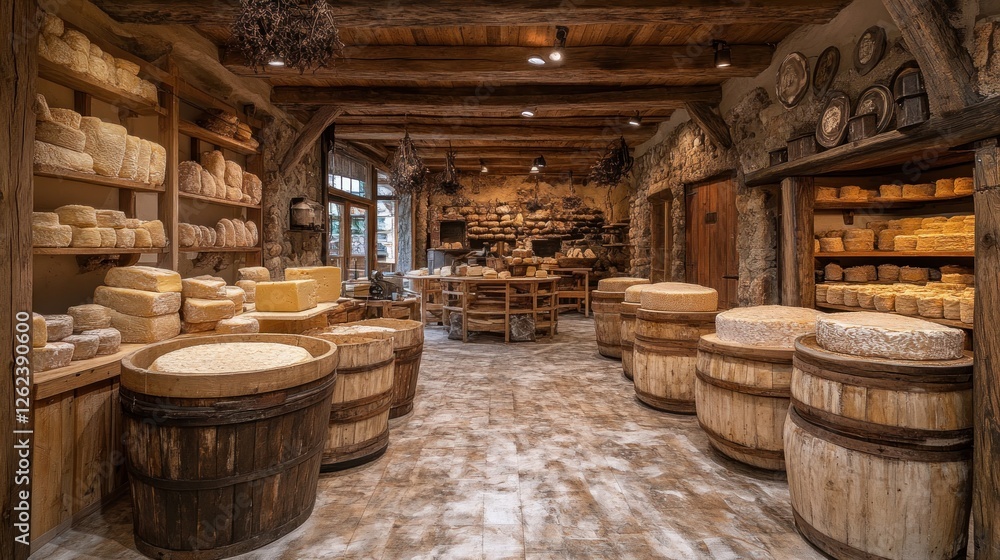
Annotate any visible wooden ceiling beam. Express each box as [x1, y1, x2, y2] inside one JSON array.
[[334, 123, 652, 142], [281, 106, 343, 171], [222, 45, 772, 83], [684, 101, 733, 149], [272, 86, 721, 115], [333, 115, 668, 128], [92, 0, 851, 26]]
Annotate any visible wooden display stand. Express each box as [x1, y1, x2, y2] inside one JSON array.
[[405, 274, 444, 325], [441, 276, 559, 343], [552, 268, 591, 316]]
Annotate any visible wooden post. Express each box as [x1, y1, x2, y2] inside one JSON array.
[[684, 102, 733, 149], [0, 1, 38, 558], [974, 141, 1000, 559], [780, 177, 815, 308]]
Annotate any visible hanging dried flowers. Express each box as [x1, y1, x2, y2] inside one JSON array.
[[589, 136, 635, 187], [388, 132, 427, 195], [231, 0, 345, 74], [433, 149, 462, 196]]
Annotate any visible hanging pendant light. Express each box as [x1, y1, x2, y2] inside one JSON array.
[[713, 40, 732, 68]]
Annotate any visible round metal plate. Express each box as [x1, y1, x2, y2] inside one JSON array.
[[815, 91, 851, 149], [812, 46, 840, 98], [854, 26, 886, 76], [777, 52, 810, 109], [855, 85, 895, 133]]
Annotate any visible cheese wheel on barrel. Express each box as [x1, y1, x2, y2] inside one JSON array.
[[715, 305, 823, 348], [148, 342, 311, 374], [638, 282, 718, 312], [624, 284, 653, 303], [597, 277, 649, 292], [815, 311, 965, 361]]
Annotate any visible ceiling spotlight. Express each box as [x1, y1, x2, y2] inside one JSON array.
[[530, 165, 540, 174], [480, 159, 489, 174], [534, 155, 547, 169], [713, 40, 732, 68], [528, 55, 546, 66], [268, 59, 286, 67], [550, 26, 569, 62], [628, 112, 642, 127], [521, 107, 536, 118]]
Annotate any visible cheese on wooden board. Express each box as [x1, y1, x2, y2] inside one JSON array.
[[597, 277, 650, 292], [34, 342, 75, 372], [225, 286, 246, 313], [238, 267, 271, 282], [110, 311, 181, 343], [624, 284, 653, 303], [148, 143, 167, 186], [97, 227, 117, 247], [70, 227, 102, 248], [81, 328, 121, 355], [149, 342, 312, 374], [33, 224, 72, 247], [61, 333, 100, 361], [43, 314, 73, 341], [33, 212, 59, 226], [35, 120, 87, 151], [943, 296, 963, 320], [816, 312, 965, 361], [67, 304, 112, 332], [825, 285, 846, 305], [115, 228, 136, 248], [183, 298, 236, 323], [182, 276, 227, 299], [136, 139, 151, 183], [216, 316, 260, 334], [819, 238, 845, 252], [79, 117, 127, 177], [95, 209, 126, 229], [639, 282, 718, 312], [715, 305, 823, 348], [255, 280, 318, 312], [284, 266, 342, 302], [32, 313, 47, 348], [94, 286, 181, 317], [55, 204, 97, 227], [105, 266, 182, 293], [34, 93, 53, 122], [181, 321, 218, 334], [118, 135, 140, 180], [960, 296, 974, 324], [139, 220, 167, 248]]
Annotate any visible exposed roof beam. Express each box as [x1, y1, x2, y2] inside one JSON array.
[[684, 101, 733, 149], [273, 86, 721, 116], [334, 115, 669, 128], [335, 123, 652, 142], [281, 106, 342, 171], [92, 0, 851, 27], [223, 45, 772, 83]]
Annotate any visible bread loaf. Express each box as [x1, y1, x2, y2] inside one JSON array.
[[34, 140, 95, 173], [246, 221, 259, 246], [178, 161, 202, 194], [200, 168, 219, 197], [201, 150, 226, 188], [215, 222, 228, 247], [178, 223, 197, 248], [243, 173, 263, 205], [199, 226, 216, 247], [232, 219, 248, 247]]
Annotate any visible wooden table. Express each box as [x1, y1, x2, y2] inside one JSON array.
[[441, 276, 559, 343], [364, 297, 420, 320], [405, 274, 444, 325], [243, 301, 341, 333], [551, 268, 591, 316]]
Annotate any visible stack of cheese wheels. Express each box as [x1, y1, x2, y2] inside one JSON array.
[[592, 277, 650, 359], [633, 283, 719, 414], [695, 305, 823, 471], [119, 334, 338, 559], [786, 312, 973, 560], [304, 328, 396, 470], [619, 284, 654, 381], [339, 318, 424, 418]]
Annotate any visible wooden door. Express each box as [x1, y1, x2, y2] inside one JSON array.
[[685, 176, 739, 309]]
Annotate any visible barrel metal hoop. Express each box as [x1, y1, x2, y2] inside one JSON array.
[[329, 391, 393, 423], [634, 334, 698, 357], [695, 368, 791, 398], [325, 428, 390, 458], [338, 356, 396, 374], [698, 420, 786, 461], [793, 353, 973, 389], [788, 405, 972, 462], [793, 509, 968, 560], [698, 340, 794, 364], [634, 386, 696, 414]]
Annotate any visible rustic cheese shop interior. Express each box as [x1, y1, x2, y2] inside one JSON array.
[[3, 0, 1000, 558]]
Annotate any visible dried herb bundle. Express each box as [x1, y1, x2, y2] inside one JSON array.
[[389, 132, 427, 195], [589, 136, 634, 187], [434, 150, 462, 195], [232, 0, 345, 74]]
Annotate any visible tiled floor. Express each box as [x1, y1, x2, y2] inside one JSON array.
[[36, 314, 824, 560]]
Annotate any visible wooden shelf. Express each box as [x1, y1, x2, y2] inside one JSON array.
[[33, 247, 166, 255], [34, 164, 165, 193], [815, 194, 973, 210], [816, 303, 972, 331], [38, 58, 164, 116], [243, 301, 340, 321], [179, 246, 262, 253], [178, 120, 260, 156], [815, 251, 974, 258], [179, 191, 262, 209]]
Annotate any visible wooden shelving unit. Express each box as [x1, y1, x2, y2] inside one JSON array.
[[37, 58, 165, 116], [33, 247, 167, 255], [178, 120, 260, 156], [34, 164, 166, 193], [815, 251, 974, 258], [178, 191, 262, 209], [178, 246, 263, 253], [814, 193, 973, 210], [442, 277, 559, 343]]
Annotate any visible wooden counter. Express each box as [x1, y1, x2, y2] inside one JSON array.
[[441, 276, 559, 343]]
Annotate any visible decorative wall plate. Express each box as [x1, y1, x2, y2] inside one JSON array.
[[855, 85, 895, 133], [815, 91, 851, 148], [854, 26, 886, 76], [777, 52, 810, 109], [812, 46, 840, 98]]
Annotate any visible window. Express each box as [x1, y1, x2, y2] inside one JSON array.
[[328, 154, 370, 199], [375, 172, 397, 273]]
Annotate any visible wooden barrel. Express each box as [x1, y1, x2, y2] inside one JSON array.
[[695, 334, 792, 471], [119, 334, 339, 560], [633, 308, 718, 414], [343, 318, 424, 419], [786, 335, 973, 560], [307, 333, 394, 470], [619, 301, 640, 380], [592, 290, 626, 358]]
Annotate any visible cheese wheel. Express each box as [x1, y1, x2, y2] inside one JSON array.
[[115, 228, 136, 248], [960, 296, 974, 324], [148, 342, 311, 374], [894, 235, 919, 251], [79, 117, 127, 177], [819, 238, 845, 252], [32, 313, 47, 348], [97, 227, 117, 248], [33, 223, 72, 247], [825, 285, 846, 305], [81, 328, 121, 355], [94, 286, 181, 317], [55, 205, 98, 227], [139, 220, 167, 248], [67, 304, 112, 332], [638, 282, 718, 312], [182, 276, 227, 299], [879, 184, 903, 198], [816, 284, 830, 303], [43, 314, 74, 341], [216, 316, 260, 334], [96, 209, 127, 229], [70, 226, 102, 248], [597, 277, 650, 292], [877, 264, 900, 282], [624, 284, 653, 303], [118, 136, 140, 180], [33, 342, 74, 372], [236, 280, 257, 303], [873, 293, 896, 312], [61, 333, 101, 361], [134, 226, 153, 248], [715, 305, 823, 348], [815, 311, 965, 361]]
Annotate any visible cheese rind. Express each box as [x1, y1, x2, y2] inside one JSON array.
[[61, 333, 100, 361], [255, 280, 318, 312], [81, 328, 121, 355], [181, 277, 227, 299], [285, 266, 342, 302], [597, 277, 650, 292], [33, 313, 47, 348], [94, 286, 181, 317], [182, 298, 236, 324], [95, 209, 126, 229], [43, 314, 74, 341], [225, 286, 246, 313], [148, 342, 311, 374], [639, 282, 718, 312], [109, 310, 180, 343], [67, 304, 112, 332], [33, 342, 75, 372], [716, 306, 824, 349], [216, 316, 260, 334], [33, 223, 72, 247], [624, 284, 653, 303], [55, 205, 98, 227], [815, 311, 965, 361], [105, 266, 182, 293], [236, 280, 256, 303]]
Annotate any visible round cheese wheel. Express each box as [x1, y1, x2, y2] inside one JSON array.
[[149, 342, 311, 374], [716, 305, 824, 348], [624, 284, 654, 303], [597, 277, 649, 292], [815, 311, 965, 361], [638, 282, 718, 312]]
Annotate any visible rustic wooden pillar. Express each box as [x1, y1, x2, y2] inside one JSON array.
[[0, 1, 38, 558], [779, 177, 814, 308], [974, 141, 1000, 559]]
